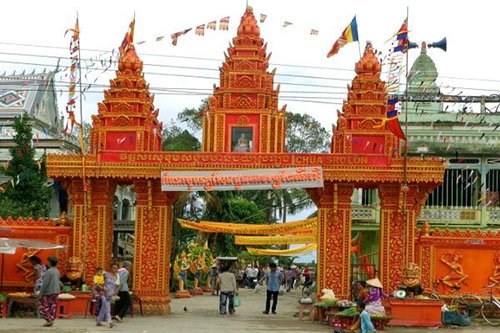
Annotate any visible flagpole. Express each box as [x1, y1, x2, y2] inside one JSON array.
[[357, 41, 362, 59], [76, 12, 89, 280], [402, 6, 410, 266]]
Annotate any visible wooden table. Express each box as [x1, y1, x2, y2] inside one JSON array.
[[388, 298, 444, 327], [8, 297, 40, 318]]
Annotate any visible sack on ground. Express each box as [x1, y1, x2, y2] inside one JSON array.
[[233, 295, 241, 307], [442, 310, 470, 326]]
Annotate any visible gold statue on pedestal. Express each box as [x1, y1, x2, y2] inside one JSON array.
[[174, 251, 190, 292]]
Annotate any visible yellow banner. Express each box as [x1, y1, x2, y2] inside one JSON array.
[[235, 234, 317, 245], [246, 244, 317, 256], [177, 218, 317, 235]]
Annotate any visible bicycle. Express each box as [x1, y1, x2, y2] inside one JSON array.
[[481, 282, 500, 326], [423, 280, 483, 318]]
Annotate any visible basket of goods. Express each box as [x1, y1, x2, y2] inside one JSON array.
[[8, 292, 32, 298], [58, 293, 76, 300]]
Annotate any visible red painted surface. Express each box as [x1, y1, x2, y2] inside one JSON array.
[[388, 298, 443, 327]]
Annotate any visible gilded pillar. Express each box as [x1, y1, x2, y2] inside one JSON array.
[[133, 180, 176, 314], [88, 179, 115, 277], [310, 183, 354, 298], [378, 184, 430, 292]]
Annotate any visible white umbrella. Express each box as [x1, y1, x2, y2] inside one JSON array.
[[0, 238, 65, 292]]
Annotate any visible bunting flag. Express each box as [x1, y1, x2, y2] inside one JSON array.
[[219, 16, 230, 30], [177, 218, 317, 235], [374, 98, 407, 140], [246, 244, 317, 256], [327, 16, 359, 58], [207, 20, 217, 30], [235, 234, 317, 246], [310, 29, 319, 36], [171, 28, 192, 46], [120, 15, 136, 54], [195, 24, 205, 36], [155, 36, 164, 42], [64, 17, 81, 135], [282, 21, 293, 28], [259, 14, 267, 23], [385, 52, 404, 92], [393, 18, 409, 53]]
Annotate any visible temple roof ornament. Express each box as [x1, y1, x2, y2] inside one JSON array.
[[407, 42, 440, 96], [202, 6, 286, 153], [354, 41, 381, 77], [331, 42, 400, 156], [89, 28, 162, 153]]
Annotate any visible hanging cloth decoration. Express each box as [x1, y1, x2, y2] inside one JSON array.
[[177, 217, 317, 235], [373, 98, 407, 141], [235, 234, 317, 245], [219, 16, 230, 30], [246, 244, 317, 256], [63, 18, 81, 135]]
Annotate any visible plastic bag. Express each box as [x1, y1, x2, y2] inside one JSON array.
[[254, 283, 261, 293], [233, 295, 241, 307], [442, 310, 470, 326]]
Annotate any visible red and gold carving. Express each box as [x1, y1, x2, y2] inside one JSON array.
[[417, 228, 500, 295], [202, 7, 286, 153], [312, 183, 353, 298]]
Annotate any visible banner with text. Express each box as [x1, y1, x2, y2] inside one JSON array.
[[161, 167, 323, 191]]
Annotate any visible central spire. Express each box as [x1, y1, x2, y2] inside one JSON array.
[[201, 7, 286, 153]]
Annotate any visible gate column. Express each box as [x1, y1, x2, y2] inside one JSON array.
[[378, 184, 431, 292], [133, 180, 176, 314], [310, 182, 354, 298]]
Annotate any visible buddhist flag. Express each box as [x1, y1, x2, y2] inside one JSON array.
[[260, 14, 267, 23], [207, 20, 217, 30], [310, 29, 319, 36], [327, 16, 359, 58], [374, 98, 406, 140], [393, 18, 409, 53], [219, 16, 230, 30], [282, 21, 293, 28], [120, 15, 135, 54], [171, 28, 192, 46], [195, 24, 205, 36]]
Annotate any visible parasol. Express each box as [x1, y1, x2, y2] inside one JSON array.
[[0, 238, 65, 292]]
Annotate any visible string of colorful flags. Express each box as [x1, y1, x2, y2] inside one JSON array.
[[63, 18, 81, 135]]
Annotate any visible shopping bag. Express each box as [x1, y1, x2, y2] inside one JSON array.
[[254, 283, 261, 293], [233, 295, 241, 307]]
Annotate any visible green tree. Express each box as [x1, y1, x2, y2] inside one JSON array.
[[176, 99, 207, 134], [202, 194, 265, 256], [286, 112, 330, 153], [0, 114, 53, 219], [162, 125, 201, 151]]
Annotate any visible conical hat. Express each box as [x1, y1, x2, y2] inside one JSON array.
[[366, 277, 383, 289]]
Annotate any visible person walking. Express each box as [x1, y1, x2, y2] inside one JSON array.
[[262, 262, 283, 315], [27, 256, 46, 293], [217, 265, 238, 315], [38, 256, 60, 327], [96, 263, 120, 328], [114, 261, 132, 323]]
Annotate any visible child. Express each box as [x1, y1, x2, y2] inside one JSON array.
[[93, 267, 105, 292], [359, 302, 376, 333], [92, 267, 105, 315]]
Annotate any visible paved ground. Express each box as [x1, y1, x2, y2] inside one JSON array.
[[0, 289, 497, 332]]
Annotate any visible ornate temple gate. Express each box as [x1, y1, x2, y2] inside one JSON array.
[[47, 8, 444, 313]]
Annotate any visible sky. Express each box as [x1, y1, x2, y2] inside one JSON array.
[[1, 0, 500, 135]]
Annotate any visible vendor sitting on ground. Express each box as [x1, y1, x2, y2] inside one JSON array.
[[364, 277, 388, 315]]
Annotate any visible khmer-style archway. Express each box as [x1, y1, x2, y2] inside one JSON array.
[[47, 7, 444, 314]]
